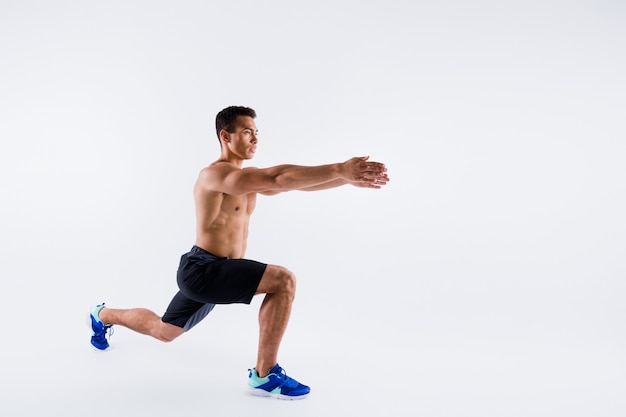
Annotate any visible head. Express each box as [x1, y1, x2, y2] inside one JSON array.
[[215, 106, 257, 146]]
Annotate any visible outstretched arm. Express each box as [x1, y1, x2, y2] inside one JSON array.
[[202, 156, 389, 196]]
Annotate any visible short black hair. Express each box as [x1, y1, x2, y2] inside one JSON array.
[[215, 106, 257, 141]]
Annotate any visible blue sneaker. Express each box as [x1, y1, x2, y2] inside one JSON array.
[[248, 364, 310, 400], [90, 303, 113, 350]]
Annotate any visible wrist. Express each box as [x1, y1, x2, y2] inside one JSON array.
[[336, 162, 347, 179]]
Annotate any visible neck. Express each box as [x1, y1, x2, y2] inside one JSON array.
[[218, 150, 245, 167]]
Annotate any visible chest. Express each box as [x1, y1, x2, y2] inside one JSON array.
[[222, 193, 257, 215]]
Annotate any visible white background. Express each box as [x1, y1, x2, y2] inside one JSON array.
[[1, 1, 625, 416]]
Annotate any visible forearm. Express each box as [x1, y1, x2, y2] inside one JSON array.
[[298, 178, 349, 191], [269, 163, 345, 191]]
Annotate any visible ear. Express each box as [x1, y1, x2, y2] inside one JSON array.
[[219, 129, 230, 143]]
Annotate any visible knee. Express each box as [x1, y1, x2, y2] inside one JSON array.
[[275, 266, 297, 298], [259, 265, 297, 297], [154, 322, 184, 343], [157, 333, 178, 343]]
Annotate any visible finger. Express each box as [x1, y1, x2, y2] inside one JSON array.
[[360, 176, 388, 186], [366, 162, 386, 171]]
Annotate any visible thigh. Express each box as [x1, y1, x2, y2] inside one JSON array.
[[179, 258, 267, 304], [162, 291, 215, 331]]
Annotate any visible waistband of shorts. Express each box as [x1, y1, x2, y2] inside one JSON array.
[[190, 245, 226, 259]]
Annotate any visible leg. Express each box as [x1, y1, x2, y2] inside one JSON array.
[[254, 265, 296, 377], [100, 307, 184, 342]]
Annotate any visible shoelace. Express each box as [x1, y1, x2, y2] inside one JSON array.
[[96, 324, 114, 339], [272, 367, 299, 388], [248, 365, 299, 388]]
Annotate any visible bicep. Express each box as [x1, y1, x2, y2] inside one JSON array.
[[203, 166, 278, 195]]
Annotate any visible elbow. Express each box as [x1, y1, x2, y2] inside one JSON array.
[[259, 190, 283, 196], [270, 172, 290, 191]]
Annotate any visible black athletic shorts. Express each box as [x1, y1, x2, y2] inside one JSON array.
[[161, 245, 267, 331]]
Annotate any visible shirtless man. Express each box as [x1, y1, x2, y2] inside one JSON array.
[[89, 105, 389, 400]]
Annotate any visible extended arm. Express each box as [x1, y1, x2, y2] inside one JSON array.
[[200, 156, 388, 196]]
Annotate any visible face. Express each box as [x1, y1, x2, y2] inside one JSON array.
[[222, 116, 259, 160]]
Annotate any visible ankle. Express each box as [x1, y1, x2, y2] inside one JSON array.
[[255, 363, 276, 378], [98, 307, 110, 325]]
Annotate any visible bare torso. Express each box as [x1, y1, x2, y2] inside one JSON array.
[[191, 142, 388, 259], [193, 166, 257, 259]]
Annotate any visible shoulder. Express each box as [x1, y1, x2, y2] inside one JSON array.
[[195, 161, 264, 195], [199, 161, 248, 180], [195, 162, 229, 191]]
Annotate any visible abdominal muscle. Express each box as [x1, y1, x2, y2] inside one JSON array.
[[194, 190, 256, 259]]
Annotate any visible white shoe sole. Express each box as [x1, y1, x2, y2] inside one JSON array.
[[247, 386, 309, 400]]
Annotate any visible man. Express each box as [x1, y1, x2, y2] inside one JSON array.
[[89, 105, 389, 400]]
